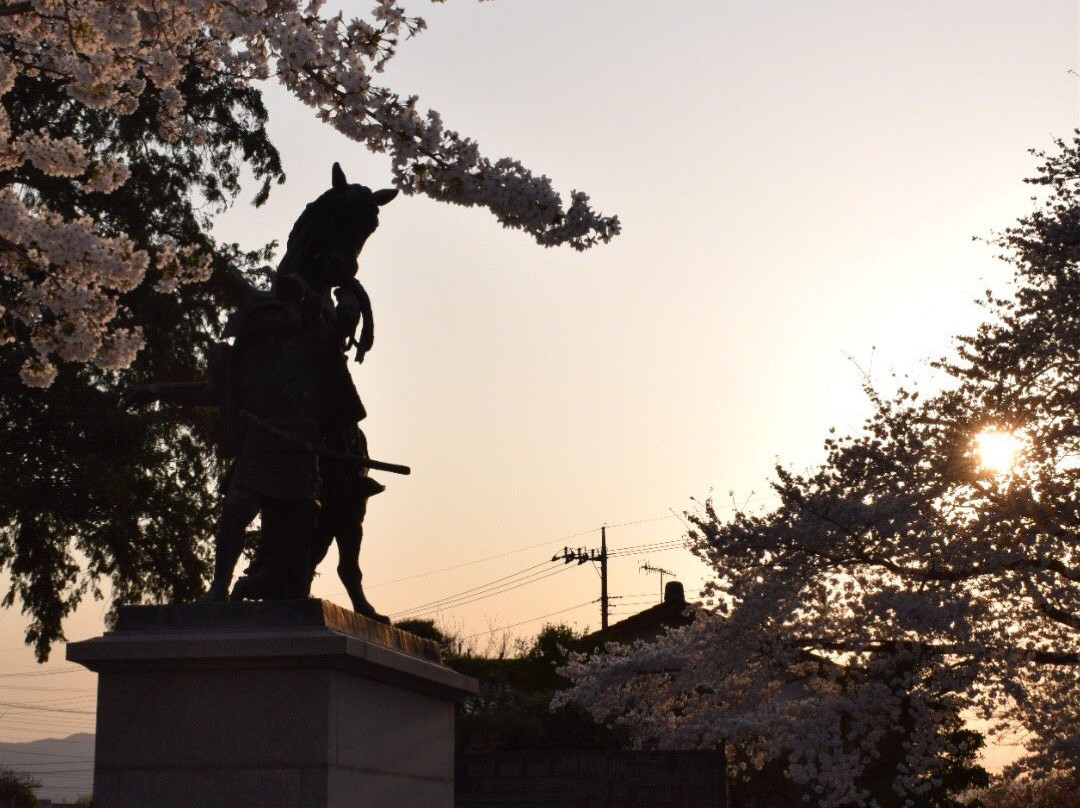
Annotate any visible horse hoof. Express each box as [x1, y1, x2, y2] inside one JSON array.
[[355, 603, 389, 624]]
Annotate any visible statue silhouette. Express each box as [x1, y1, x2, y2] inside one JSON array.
[[125, 164, 402, 621]]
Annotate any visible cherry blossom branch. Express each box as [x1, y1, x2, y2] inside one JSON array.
[[792, 637, 1078, 666], [1021, 574, 1080, 631], [0, 0, 618, 385]]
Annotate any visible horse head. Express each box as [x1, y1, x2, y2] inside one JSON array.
[[275, 163, 397, 292]]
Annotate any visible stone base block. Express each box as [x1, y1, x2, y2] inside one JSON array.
[[67, 599, 477, 808]]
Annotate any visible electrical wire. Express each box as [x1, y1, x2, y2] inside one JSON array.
[[606, 515, 680, 530], [0, 699, 95, 712], [363, 514, 679, 591], [4, 769, 92, 777], [394, 559, 551, 612], [609, 536, 688, 551], [0, 667, 83, 678], [0, 685, 95, 693], [390, 562, 549, 617], [608, 543, 688, 558], [461, 599, 599, 641], [392, 564, 575, 618], [390, 531, 690, 619]]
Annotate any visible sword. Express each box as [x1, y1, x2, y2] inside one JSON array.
[[239, 410, 411, 475]]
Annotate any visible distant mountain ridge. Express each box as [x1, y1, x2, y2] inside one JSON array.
[[0, 732, 94, 803]]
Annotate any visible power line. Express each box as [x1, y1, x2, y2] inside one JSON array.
[[0, 685, 95, 693], [0, 701, 95, 716], [392, 560, 551, 615], [6, 767, 93, 774], [0, 667, 83, 678], [390, 561, 559, 617], [392, 564, 575, 619], [388, 525, 689, 620], [363, 514, 679, 591], [0, 717, 95, 728], [461, 599, 598, 641], [608, 540, 688, 558], [364, 529, 595, 590], [0, 724, 95, 736], [0, 695, 96, 710], [606, 515, 680, 530], [8, 692, 96, 704], [393, 565, 574, 618], [610, 536, 688, 551]]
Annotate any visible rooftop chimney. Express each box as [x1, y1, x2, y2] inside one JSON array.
[[664, 580, 685, 605]]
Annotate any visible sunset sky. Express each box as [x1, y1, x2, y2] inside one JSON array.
[[1, 0, 1076, 774]]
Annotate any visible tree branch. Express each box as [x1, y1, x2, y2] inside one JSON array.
[[1022, 573, 1080, 631], [1047, 557, 1080, 583], [791, 637, 1079, 666], [0, 3, 33, 17]]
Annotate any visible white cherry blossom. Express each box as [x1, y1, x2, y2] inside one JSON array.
[[1, 0, 619, 385]]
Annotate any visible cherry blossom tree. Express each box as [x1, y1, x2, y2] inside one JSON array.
[[560, 138, 1080, 806], [0, 0, 619, 387]]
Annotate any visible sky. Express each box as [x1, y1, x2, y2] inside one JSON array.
[[1, 0, 1077, 784]]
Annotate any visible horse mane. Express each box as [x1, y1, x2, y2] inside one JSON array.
[[275, 187, 341, 280]]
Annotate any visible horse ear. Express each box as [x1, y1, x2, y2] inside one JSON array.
[[331, 163, 348, 191], [372, 188, 398, 206]]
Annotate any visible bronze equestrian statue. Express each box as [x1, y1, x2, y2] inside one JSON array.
[[125, 164, 405, 622]]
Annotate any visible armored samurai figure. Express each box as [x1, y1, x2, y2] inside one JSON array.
[[125, 164, 403, 621]]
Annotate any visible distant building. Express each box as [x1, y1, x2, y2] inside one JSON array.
[[582, 580, 694, 647]]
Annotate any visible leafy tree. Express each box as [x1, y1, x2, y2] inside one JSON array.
[[400, 620, 626, 752], [395, 618, 466, 660], [0, 67, 282, 660], [563, 137, 1080, 806], [0, 768, 40, 808]]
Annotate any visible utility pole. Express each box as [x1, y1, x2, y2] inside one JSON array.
[[600, 525, 608, 631], [551, 525, 609, 630]]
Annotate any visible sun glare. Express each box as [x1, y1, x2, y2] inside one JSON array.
[[975, 429, 1022, 475]]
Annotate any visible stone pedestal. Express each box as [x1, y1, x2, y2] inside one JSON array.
[[67, 599, 477, 808]]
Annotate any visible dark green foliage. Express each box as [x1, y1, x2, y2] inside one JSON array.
[[0, 68, 283, 660], [394, 618, 466, 659], [922, 721, 989, 808], [0, 768, 40, 808], [425, 622, 628, 752]]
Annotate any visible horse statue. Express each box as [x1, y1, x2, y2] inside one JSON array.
[[125, 164, 403, 622]]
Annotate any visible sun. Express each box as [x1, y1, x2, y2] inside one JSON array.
[[974, 429, 1022, 475]]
